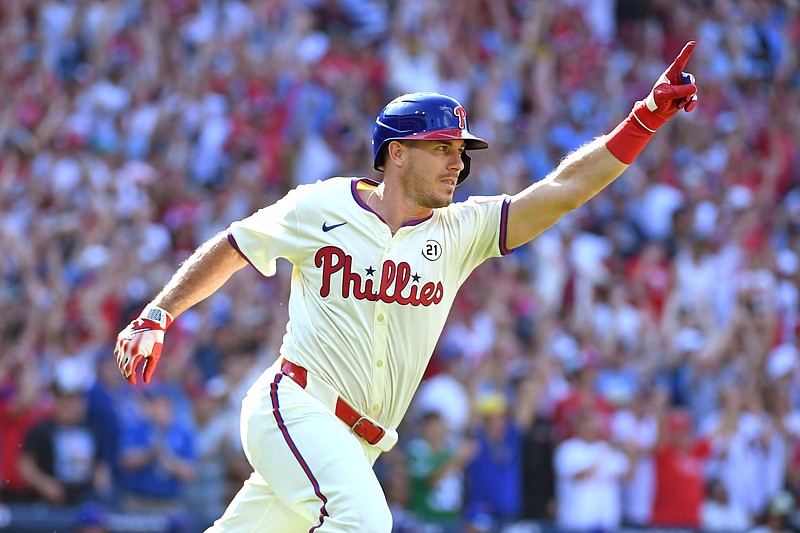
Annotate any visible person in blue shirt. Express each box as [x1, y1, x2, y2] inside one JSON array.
[[118, 386, 197, 515], [464, 384, 540, 533]]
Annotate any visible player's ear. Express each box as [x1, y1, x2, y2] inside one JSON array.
[[385, 140, 409, 170]]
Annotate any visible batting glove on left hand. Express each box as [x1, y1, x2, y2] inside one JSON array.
[[631, 40, 698, 132], [605, 41, 699, 164], [115, 305, 173, 385]]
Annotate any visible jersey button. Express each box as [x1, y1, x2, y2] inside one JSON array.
[[376, 360, 384, 367], [376, 314, 385, 323], [371, 405, 380, 413]]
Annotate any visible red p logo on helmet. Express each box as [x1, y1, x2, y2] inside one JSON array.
[[454, 106, 467, 129]]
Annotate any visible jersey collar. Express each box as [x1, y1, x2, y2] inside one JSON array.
[[350, 178, 433, 228]]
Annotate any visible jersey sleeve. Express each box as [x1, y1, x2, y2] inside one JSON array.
[[444, 194, 513, 283], [227, 185, 311, 276]]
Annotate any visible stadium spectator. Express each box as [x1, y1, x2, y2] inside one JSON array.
[[519, 364, 556, 523], [553, 406, 630, 532], [17, 379, 111, 506], [651, 409, 711, 529], [551, 353, 613, 443], [463, 391, 522, 532], [182, 380, 240, 533], [464, 383, 539, 532], [406, 410, 475, 533], [118, 386, 196, 515], [0, 337, 47, 503], [701, 383, 773, 521], [610, 385, 660, 528], [85, 353, 125, 487], [701, 478, 751, 532]]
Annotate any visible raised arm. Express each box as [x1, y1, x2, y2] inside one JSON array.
[[506, 41, 698, 250], [114, 231, 247, 384]]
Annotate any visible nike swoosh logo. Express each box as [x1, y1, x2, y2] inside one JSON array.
[[322, 221, 348, 232]]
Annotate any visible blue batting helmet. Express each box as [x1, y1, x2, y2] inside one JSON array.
[[372, 92, 489, 184]]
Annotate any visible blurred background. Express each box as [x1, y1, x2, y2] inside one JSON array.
[[1, 0, 799, 532]]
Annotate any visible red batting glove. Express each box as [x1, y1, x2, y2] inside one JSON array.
[[632, 42, 698, 131], [114, 305, 173, 385], [606, 41, 699, 164]]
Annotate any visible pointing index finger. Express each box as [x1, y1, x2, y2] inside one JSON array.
[[668, 41, 696, 78]]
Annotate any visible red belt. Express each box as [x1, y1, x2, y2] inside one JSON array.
[[281, 360, 386, 446]]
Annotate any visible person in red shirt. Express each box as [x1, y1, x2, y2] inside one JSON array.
[[551, 356, 613, 443], [0, 355, 47, 503], [625, 241, 673, 321], [651, 408, 711, 528]]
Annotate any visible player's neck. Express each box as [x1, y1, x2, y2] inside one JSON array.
[[360, 183, 432, 234]]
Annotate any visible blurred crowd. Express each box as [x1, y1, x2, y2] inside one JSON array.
[[1, 0, 799, 532]]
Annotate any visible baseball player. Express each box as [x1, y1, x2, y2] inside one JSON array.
[[115, 42, 699, 532]]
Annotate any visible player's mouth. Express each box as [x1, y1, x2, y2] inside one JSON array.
[[440, 176, 457, 188]]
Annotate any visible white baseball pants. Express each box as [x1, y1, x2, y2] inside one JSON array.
[[205, 365, 392, 532]]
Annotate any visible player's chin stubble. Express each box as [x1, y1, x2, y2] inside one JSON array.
[[404, 162, 454, 210]]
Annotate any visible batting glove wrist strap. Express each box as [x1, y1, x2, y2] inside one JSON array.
[[140, 305, 173, 330], [604, 107, 656, 165]]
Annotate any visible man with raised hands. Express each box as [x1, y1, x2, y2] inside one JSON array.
[[114, 42, 698, 533]]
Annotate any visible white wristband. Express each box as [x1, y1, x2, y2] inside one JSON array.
[[141, 305, 173, 329]]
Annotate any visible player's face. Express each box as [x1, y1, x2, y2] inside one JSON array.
[[401, 140, 465, 209]]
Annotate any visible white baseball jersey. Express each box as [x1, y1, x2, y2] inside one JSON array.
[[227, 176, 512, 432]]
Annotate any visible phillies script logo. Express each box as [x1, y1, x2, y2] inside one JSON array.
[[454, 106, 467, 129], [315, 246, 444, 306]]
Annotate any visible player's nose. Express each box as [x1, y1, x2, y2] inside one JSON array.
[[448, 151, 465, 171]]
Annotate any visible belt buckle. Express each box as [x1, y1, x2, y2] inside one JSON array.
[[352, 416, 385, 446]]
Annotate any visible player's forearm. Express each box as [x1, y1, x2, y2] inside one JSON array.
[[151, 231, 247, 318], [506, 137, 628, 248]]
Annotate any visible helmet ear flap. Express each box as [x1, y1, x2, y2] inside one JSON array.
[[457, 152, 471, 184], [374, 144, 388, 172]]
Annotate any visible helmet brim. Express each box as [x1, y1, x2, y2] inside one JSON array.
[[373, 128, 489, 172], [403, 128, 489, 151]]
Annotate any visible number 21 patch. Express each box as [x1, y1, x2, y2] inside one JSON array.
[[422, 240, 442, 261]]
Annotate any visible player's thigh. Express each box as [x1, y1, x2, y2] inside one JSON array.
[[242, 374, 392, 531], [205, 472, 309, 532]]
